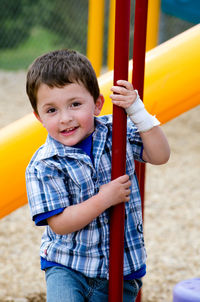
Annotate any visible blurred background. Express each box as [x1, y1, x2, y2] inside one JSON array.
[[0, 0, 197, 71], [0, 1, 199, 301]]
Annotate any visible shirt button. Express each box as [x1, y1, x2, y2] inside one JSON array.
[[104, 218, 109, 224]]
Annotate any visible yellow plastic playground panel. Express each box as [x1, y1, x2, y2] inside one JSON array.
[[100, 25, 200, 122], [0, 25, 199, 219]]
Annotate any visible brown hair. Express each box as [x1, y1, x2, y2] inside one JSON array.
[[26, 49, 100, 114]]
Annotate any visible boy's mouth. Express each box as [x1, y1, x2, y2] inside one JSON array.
[[60, 126, 78, 135]]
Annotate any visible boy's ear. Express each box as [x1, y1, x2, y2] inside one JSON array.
[[94, 94, 104, 116], [33, 111, 42, 123]]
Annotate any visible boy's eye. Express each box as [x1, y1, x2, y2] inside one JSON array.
[[47, 108, 56, 113], [71, 102, 81, 108]]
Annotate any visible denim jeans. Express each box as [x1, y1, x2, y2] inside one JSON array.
[[45, 266, 142, 302]]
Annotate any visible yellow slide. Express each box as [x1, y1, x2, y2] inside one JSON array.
[[0, 25, 199, 219]]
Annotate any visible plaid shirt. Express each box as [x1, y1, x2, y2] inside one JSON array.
[[26, 115, 146, 279]]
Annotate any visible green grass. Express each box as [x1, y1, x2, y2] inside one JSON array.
[[0, 27, 59, 70]]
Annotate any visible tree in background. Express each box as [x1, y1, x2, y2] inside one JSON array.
[[38, 0, 88, 54], [0, 0, 88, 53], [0, 0, 36, 49]]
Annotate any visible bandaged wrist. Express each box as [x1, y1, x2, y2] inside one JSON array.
[[125, 90, 160, 132]]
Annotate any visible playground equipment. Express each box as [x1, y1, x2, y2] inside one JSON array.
[[87, 0, 105, 76], [162, 0, 200, 24], [173, 278, 200, 302], [0, 2, 199, 301], [99, 24, 200, 122], [0, 22, 199, 218], [109, 1, 153, 300], [108, 0, 131, 300], [87, 0, 160, 74]]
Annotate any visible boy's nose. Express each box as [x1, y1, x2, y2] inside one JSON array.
[[60, 110, 73, 123]]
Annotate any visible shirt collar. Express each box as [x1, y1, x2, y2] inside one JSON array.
[[35, 116, 111, 162]]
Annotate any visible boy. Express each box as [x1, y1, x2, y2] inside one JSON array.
[[26, 49, 170, 302]]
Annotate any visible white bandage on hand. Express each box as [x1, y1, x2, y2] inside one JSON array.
[[125, 90, 160, 132]]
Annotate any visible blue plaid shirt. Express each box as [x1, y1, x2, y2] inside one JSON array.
[[26, 115, 146, 279]]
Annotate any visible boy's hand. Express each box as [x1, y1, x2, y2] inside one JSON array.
[[110, 80, 137, 109], [99, 175, 131, 208]]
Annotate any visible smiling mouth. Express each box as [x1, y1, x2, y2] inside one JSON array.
[[60, 126, 78, 135]]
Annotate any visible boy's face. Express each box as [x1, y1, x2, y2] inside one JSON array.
[[36, 83, 104, 146]]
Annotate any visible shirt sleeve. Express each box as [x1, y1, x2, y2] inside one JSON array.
[[26, 159, 70, 220], [33, 207, 65, 226]]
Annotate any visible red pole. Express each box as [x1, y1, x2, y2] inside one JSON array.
[[108, 0, 131, 301], [132, 1, 149, 302]]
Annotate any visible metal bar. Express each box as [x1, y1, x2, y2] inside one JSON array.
[[146, 0, 160, 51], [107, 0, 115, 70], [87, 0, 105, 76], [132, 1, 149, 301], [132, 0, 148, 216], [108, 0, 131, 301]]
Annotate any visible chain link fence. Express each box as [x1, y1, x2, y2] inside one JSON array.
[[0, 0, 197, 71], [0, 0, 89, 70]]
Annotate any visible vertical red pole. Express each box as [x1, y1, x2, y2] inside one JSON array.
[[108, 0, 131, 301], [132, 1, 149, 302]]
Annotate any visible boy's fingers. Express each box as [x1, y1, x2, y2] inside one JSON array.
[[111, 85, 133, 95], [110, 93, 133, 100], [118, 174, 130, 183], [111, 100, 127, 108], [125, 188, 131, 195], [116, 80, 134, 90]]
